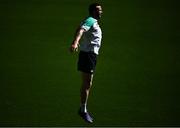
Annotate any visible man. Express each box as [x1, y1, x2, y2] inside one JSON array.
[[70, 3, 103, 123]]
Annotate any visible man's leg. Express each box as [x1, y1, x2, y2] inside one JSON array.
[[78, 71, 94, 123], [80, 71, 93, 112]]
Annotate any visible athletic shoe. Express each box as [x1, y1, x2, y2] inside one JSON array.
[[78, 109, 93, 123]]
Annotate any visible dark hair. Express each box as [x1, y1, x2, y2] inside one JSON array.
[[89, 3, 101, 15]]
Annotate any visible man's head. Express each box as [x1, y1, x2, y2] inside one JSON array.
[[89, 3, 103, 20]]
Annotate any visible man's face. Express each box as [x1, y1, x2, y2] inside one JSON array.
[[94, 6, 103, 19]]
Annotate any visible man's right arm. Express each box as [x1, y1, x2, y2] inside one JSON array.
[[70, 28, 85, 53]]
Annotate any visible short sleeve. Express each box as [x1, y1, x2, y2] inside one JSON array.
[[81, 17, 96, 31]]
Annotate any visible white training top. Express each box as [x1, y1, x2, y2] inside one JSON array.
[[79, 17, 102, 55]]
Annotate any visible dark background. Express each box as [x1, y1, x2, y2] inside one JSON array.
[[0, 0, 180, 126]]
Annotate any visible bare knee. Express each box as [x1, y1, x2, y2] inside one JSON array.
[[83, 80, 92, 90], [81, 72, 93, 90]]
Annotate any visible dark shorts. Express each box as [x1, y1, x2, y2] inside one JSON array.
[[78, 51, 97, 74]]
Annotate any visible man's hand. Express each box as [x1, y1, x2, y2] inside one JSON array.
[[70, 43, 79, 53]]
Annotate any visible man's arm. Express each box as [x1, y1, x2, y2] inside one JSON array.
[[70, 28, 85, 53]]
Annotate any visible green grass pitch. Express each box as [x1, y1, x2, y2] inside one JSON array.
[[0, 0, 180, 127]]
